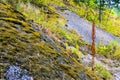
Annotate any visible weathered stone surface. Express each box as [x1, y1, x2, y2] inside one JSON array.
[[0, 2, 100, 80], [6, 65, 33, 80]]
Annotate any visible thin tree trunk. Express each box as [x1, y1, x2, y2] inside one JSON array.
[[91, 21, 96, 71]]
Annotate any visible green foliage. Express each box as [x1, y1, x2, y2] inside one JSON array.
[[67, 0, 120, 38], [114, 45, 120, 60], [2, 0, 120, 39], [1, 1, 119, 80], [95, 64, 112, 79], [0, 2, 101, 80], [97, 42, 117, 58], [97, 41, 120, 61], [0, 0, 7, 3], [66, 45, 82, 60], [18, 2, 85, 46], [68, 1, 98, 22], [32, 0, 48, 6]]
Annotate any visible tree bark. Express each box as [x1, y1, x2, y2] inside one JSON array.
[[91, 21, 96, 71]]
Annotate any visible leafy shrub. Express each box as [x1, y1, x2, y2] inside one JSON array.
[[97, 42, 116, 58], [114, 45, 120, 60], [66, 45, 82, 60], [95, 64, 112, 79]]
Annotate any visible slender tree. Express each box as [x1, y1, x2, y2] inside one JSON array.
[[91, 21, 96, 71]]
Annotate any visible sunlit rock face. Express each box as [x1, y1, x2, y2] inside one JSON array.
[[0, 2, 99, 80]]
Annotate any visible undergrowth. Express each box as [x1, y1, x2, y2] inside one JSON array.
[[97, 41, 120, 61], [0, 0, 119, 79], [65, 1, 120, 38], [16, 2, 85, 47], [95, 64, 112, 79], [0, 2, 101, 80]]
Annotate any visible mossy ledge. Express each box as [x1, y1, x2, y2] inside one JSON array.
[[0, 2, 100, 80]]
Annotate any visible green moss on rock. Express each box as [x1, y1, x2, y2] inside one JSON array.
[[0, 2, 100, 80]]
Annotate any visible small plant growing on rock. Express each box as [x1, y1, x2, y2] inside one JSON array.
[[66, 44, 82, 60], [97, 42, 117, 58], [95, 64, 112, 79], [114, 45, 120, 61]]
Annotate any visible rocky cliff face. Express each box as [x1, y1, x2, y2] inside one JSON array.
[[0, 2, 99, 80]]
